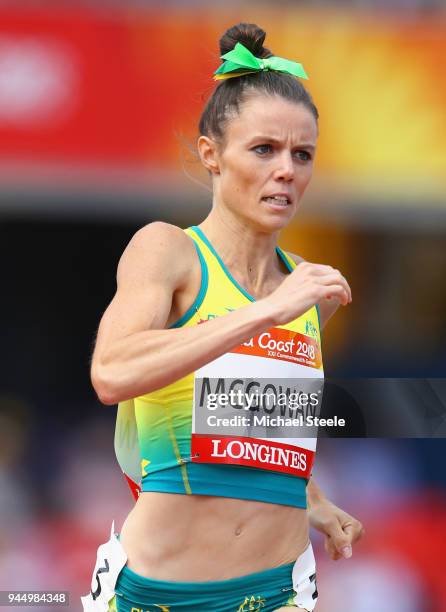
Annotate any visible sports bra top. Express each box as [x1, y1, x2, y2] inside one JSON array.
[[114, 225, 324, 508]]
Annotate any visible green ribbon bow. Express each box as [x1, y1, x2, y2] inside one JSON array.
[[213, 42, 308, 81]]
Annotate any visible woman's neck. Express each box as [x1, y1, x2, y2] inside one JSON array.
[[198, 208, 284, 295]]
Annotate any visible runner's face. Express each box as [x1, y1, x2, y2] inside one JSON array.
[[216, 94, 317, 231]]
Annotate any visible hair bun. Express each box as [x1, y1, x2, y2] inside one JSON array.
[[219, 23, 272, 59]]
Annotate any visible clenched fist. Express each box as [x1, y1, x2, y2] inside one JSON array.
[[263, 262, 352, 326]]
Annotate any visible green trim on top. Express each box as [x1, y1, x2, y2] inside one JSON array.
[[170, 237, 209, 329], [191, 226, 295, 303], [191, 226, 255, 302], [276, 246, 295, 273]]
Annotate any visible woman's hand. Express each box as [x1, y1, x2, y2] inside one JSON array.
[[308, 498, 365, 560], [263, 262, 352, 326]]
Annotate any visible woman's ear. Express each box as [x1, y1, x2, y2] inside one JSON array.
[[197, 135, 221, 175]]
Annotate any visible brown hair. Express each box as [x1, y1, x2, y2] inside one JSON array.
[[199, 23, 319, 143]]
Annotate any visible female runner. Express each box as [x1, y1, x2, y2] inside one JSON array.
[[85, 23, 364, 612]]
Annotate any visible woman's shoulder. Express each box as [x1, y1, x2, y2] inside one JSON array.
[[131, 221, 193, 246], [128, 222, 196, 258], [118, 222, 198, 284]]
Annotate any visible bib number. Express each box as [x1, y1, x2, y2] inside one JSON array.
[[81, 522, 127, 611]]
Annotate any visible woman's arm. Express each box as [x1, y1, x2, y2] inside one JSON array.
[[307, 479, 364, 560], [91, 223, 351, 404], [282, 254, 358, 555], [91, 223, 279, 404]]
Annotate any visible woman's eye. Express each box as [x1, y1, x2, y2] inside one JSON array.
[[295, 150, 312, 162], [253, 144, 273, 155]]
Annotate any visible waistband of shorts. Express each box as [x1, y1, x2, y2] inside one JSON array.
[[115, 560, 295, 602]]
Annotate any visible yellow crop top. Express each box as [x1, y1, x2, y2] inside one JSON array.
[[114, 226, 323, 508]]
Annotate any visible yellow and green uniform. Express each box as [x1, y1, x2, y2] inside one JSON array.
[[115, 225, 323, 509]]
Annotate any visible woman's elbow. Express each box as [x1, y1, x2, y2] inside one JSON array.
[[91, 363, 120, 405], [90, 356, 162, 403], [96, 389, 118, 406]]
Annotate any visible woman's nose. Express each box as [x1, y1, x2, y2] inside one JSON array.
[[274, 152, 295, 181]]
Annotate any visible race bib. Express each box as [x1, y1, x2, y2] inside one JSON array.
[[81, 522, 127, 611], [191, 327, 324, 477]]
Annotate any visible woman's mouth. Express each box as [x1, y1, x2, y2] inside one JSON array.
[[261, 195, 291, 207]]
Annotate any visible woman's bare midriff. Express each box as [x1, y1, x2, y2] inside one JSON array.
[[119, 491, 309, 581]]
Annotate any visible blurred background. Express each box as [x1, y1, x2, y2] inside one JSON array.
[[0, 1, 445, 610]]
